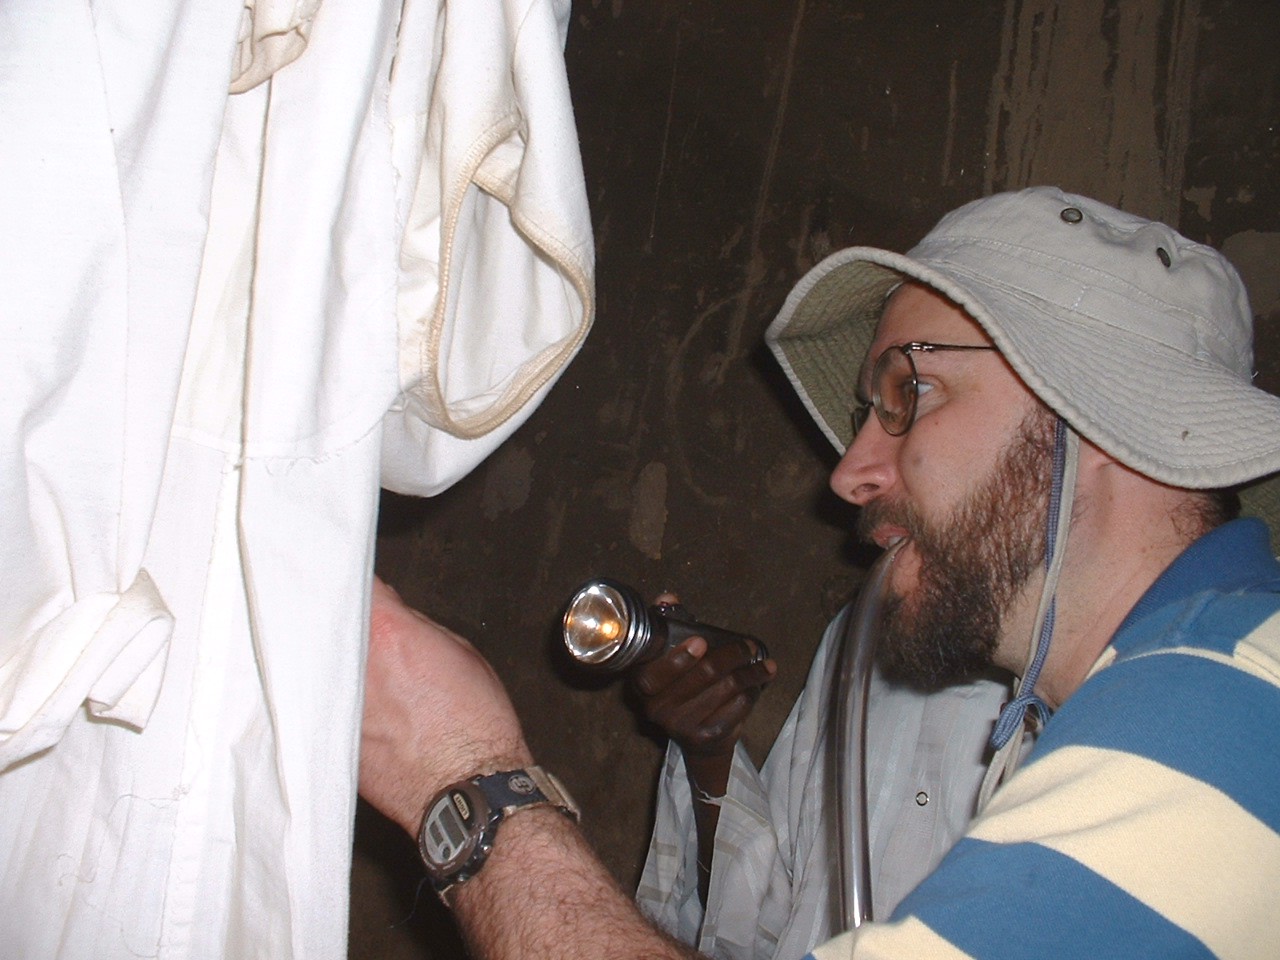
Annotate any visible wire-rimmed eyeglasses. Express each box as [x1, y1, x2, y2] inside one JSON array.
[[852, 341, 998, 437]]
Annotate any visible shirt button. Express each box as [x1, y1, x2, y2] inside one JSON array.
[[915, 791, 929, 806]]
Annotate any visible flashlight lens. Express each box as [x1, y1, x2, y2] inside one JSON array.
[[563, 583, 632, 664]]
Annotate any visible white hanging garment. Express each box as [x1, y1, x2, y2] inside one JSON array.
[[0, 0, 592, 957]]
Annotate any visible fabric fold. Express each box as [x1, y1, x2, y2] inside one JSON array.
[[381, 0, 594, 496], [230, 0, 324, 95], [0, 570, 174, 771]]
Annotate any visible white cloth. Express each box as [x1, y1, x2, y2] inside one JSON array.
[[0, 1, 592, 958], [637, 605, 1014, 960]]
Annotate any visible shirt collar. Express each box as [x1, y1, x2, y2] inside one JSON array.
[[1114, 517, 1279, 645]]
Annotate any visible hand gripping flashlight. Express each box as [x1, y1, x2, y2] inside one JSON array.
[[561, 577, 768, 673]]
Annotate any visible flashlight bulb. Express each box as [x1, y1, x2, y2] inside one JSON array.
[[563, 581, 633, 665]]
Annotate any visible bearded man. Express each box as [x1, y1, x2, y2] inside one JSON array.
[[358, 187, 1280, 960], [632, 281, 1057, 960]]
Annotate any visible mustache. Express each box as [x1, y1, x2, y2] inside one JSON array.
[[855, 498, 926, 546]]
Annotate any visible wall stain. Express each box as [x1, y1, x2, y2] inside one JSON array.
[[1223, 230, 1280, 319], [984, 0, 1200, 222], [941, 58, 960, 186], [628, 461, 669, 559], [665, 292, 739, 508], [1184, 184, 1215, 221], [712, 0, 808, 386], [480, 444, 534, 520]]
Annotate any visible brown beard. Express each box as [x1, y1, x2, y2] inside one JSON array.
[[857, 408, 1056, 689]]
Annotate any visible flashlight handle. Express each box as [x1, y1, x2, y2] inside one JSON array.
[[652, 610, 769, 662]]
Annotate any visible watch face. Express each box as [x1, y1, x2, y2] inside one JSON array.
[[420, 783, 489, 877]]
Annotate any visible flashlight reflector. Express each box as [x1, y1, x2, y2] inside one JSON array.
[[562, 581, 637, 665], [562, 577, 767, 674]]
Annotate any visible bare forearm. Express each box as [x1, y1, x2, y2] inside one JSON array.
[[682, 752, 731, 905], [449, 808, 699, 960]]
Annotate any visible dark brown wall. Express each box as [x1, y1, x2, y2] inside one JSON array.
[[351, 2, 1279, 956]]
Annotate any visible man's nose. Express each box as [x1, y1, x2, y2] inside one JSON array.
[[829, 417, 898, 507]]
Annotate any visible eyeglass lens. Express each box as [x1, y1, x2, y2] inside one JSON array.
[[873, 347, 917, 435], [852, 347, 916, 438], [852, 342, 999, 440]]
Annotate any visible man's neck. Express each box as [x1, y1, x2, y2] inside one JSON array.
[[998, 464, 1202, 710]]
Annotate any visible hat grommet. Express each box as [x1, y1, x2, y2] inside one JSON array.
[[1060, 206, 1083, 224], [1157, 246, 1172, 268]]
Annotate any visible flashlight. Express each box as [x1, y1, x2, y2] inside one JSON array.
[[561, 577, 768, 673]]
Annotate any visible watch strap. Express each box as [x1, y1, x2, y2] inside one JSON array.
[[475, 766, 580, 821]]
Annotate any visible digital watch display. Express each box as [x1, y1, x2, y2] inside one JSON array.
[[420, 782, 490, 878], [416, 767, 579, 898]]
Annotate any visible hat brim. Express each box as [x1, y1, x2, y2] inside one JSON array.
[[766, 247, 1280, 490]]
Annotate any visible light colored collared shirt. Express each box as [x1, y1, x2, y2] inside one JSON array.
[[637, 603, 1015, 960]]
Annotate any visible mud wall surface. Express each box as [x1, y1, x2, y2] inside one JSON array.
[[351, 2, 1279, 956]]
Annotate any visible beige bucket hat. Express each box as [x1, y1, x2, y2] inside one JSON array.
[[766, 186, 1280, 492]]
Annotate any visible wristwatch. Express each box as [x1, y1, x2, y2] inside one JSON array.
[[417, 766, 580, 897]]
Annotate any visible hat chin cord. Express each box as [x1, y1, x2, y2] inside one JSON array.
[[977, 417, 1080, 812]]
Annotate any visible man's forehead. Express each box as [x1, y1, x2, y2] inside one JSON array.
[[861, 284, 991, 362], [884, 282, 988, 339]]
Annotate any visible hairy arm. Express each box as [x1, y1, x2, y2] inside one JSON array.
[[359, 578, 699, 960], [450, 808, 698, 960]]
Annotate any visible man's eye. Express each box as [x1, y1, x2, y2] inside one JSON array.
[[914, 380, 935, 399], [888, 375, 923, 407]]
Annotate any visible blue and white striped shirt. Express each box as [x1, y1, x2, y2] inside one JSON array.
[[809, 517, 1280, 959]]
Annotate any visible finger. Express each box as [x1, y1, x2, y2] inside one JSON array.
[[645, 638, 773, 712], [640, 638, 748, 709], [731, 654, 777, 692], [678, 689, 760, 755], [631, 635, 707, 697], [697, 638, 774, 679], [649, 655, 772, 735], [689, 658, 773, 712]]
